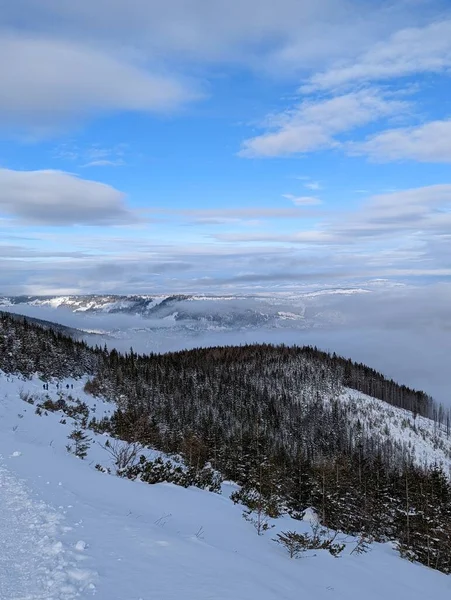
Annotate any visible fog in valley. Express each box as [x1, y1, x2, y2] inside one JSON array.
[[3, 283, 450, 407]]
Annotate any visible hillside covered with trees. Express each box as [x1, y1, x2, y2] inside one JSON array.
[[1, 311, 450, 574]]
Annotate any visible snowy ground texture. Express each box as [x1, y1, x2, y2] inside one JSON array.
[[1, 371, 450, 599], [342, 388, 451, 474]]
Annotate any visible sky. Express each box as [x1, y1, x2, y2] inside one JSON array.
[[1, 0, 451, 295]]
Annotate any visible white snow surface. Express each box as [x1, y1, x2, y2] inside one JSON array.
[[341, 388, 451, 474], [0, 372, 450, 599]]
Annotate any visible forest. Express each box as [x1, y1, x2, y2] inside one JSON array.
[[1, 310, 450, 573]]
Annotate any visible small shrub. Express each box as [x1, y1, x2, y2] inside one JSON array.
[[20, 391, 35, 405], [84, 378, 102, 396], [102, 440, 141, 475], [41, 397, 67, 412], [88, 416, 112, 434], [67, 428, 91, 459], [351, 534, 373, 555], [274, 525, 345, 558], [274, 531, 305, 558], [122, 455, 222, 492], [95, 463, 111, 474], [243, 507, 274, 536]]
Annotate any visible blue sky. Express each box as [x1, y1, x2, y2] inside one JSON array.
[[1, 0, 451, 294]]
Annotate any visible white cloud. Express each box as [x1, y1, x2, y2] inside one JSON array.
[[82, 159, 126, 168], [213, 184, 451, 245], [240, 89, 407, 157], [332, 184, 451, 242], [282, 194, 322, 206], [237, 11, 451, 163], [0, 34, 198, 133], [304, 181, 322, 190], [214, 231, 337, 244], [0, 168, 134, 225], [2, 0, 416, 71], [0, 1, 444, 135], [353, 119, 451, 163], [54, 143, 129, 167], [303, 19, 451, 92], [322, 185, 451, 241], [154, 207, 321, 225]]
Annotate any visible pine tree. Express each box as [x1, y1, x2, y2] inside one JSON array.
[[67, 428, 90, 459]]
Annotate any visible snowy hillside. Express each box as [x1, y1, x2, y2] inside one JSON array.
[[341, 389, 451, 475], [1, 371, 450, 600], [0, 289, 372, 330]]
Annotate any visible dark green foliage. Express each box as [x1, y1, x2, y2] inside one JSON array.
[[274, 527, 345, 558], [123, 455, 221, 492], [0, 312, 96, 378], [88, 415, 113, 434], [37, 395, 90, 428], [67, 428, 90, 459], [41, 397, 67, 412], [64, 399, 90, 421]]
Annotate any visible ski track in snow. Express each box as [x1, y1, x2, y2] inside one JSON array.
[[0, 458, 96, 600]]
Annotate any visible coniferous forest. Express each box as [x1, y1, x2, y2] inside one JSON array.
[[1, 311, 450, 574]]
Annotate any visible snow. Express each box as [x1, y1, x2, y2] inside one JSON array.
[[28, 295, 172, 314], [341, 388, 451, 474], [0, 371, 450, 599], [298, 288, 371, 298], [31, 297, 72, 309], [0, 461, 97, 599], [277, 311, 304, 321]]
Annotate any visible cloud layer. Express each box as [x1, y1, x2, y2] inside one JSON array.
[[0, 169, 133, 225], [0, 0, 449, 299], [0, 0, 440, 134], [0, 34, 197, 133], [303, 19, 451, 92], [355, 120, 451, 163], [240, 89, 407, 157]]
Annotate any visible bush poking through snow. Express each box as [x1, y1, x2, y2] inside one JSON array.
[[19, 390, 35, 405], [95, 463, 111, 474], [274, 525, 345, 558], [88, 415, 113, 434], [67, 428, 91, 459], [101, 439, 141, 476], [351, 534, 373, 555], [84, 378, 102, 396], [242, 507, 274, 536], [273, 531, 305, 558], [123, 455, 222, 493]]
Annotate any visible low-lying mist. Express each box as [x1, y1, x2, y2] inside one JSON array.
[[3, 284, 450, 406]]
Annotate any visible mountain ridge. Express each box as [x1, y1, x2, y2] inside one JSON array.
[[1, 310, 451, 575]]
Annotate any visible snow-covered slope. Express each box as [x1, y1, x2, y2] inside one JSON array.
[[341, 389, 451, 474], [1, 372, 450, 599]]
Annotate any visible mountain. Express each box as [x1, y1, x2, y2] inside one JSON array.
[[0, 290, 371, 330], [1, 310, 451, 595], [2, 308, 96, 340]]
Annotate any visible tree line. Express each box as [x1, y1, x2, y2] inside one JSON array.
[[1, 311, 450, 573]]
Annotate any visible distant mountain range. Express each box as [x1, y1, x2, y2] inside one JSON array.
[[0, 289, 373, 330]]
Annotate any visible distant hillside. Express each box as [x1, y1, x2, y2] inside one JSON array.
[[1, 310, 450, 574], [2, 309, 91, 339], [0, 290, 368, 329]]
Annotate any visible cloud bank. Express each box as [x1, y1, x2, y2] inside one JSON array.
[[0, 169, 133, 225]]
